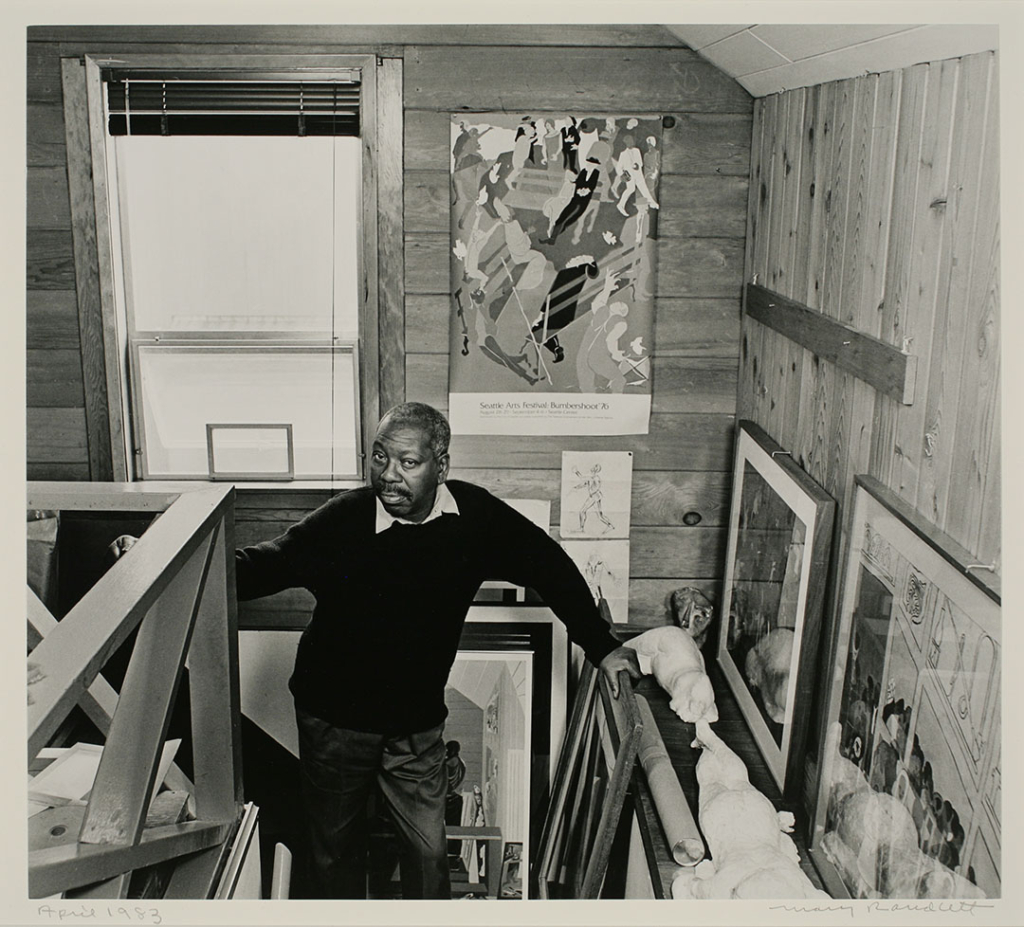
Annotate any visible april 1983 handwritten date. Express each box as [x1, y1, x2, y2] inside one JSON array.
[[37, 904, 162, 925]]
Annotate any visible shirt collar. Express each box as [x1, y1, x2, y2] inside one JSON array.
[[374, 482, 460, 534]]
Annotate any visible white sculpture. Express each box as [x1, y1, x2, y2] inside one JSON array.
[[672, 719, 830, 900], [625, 626, 718, 724]]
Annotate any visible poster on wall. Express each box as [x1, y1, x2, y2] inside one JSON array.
[[448, 113, 660, 435]]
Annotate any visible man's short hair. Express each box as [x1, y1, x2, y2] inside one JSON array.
[[380, 402, 451, 460]]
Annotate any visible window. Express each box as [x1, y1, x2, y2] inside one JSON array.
[[82, 58, 394, 481]]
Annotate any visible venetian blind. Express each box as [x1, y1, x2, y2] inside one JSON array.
[[104, 73, 361, 136]]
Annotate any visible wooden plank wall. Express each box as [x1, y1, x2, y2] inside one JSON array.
[[26, 26, 753, 629], [741, 50, 1000, 588]]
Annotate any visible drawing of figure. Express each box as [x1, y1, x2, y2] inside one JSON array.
[[452, 123, 492, 228], [610, 135, 660, 216], [501, 215, 549, 292], [508, 118, 538, 187], [574, 463, 615, 533], [577, 117, 601, 164], [541, 119, 561, 168], [599, 116, 619, 148], [528, 255, 600, 362], [560, 116, 581, 172], [575, 269, 630, 392], [643, 135, 661, 192], [453, 209, 501, 291], [618, 206, 654, 299], [582, 551, 616, 603], [539, 155, 601, 245], [470, 287, 541, 386], [541, 172, 577, 236], [571, 140, 613, 245], [460, 215, 555, 386], [479, 156, 514, 223]]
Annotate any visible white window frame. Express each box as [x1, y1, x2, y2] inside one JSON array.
[[77, 53, 399, 484]]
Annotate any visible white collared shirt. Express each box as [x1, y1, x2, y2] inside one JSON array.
[[374, 482, 460, 534]]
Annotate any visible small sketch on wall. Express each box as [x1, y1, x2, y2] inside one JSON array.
[[560, 450, 632, 539], [562, 539, 630, 623]]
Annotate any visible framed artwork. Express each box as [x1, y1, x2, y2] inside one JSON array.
[[499, 842, 524, 899], [533, 663, 643, 898], [206, 422, 294, 480], [459, 609, 568, 878], [716, 420, 835, 795], [810, 476, 1000, 900], [446, 650, 532, 899]]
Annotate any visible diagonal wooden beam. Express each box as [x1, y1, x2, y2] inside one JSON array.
[[28, 489, 230, 761], [30, 819, 232, 898], [79, 527, 217, 846], [27, 586, 194, 795]]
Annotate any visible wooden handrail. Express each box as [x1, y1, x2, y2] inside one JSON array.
[[27, 488, 233, 761], [26, 482, 242, 899]]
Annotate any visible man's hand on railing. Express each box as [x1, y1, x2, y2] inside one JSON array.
[[598, 646, 643, 698]]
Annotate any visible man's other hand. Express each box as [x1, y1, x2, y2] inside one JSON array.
[[598, 646, 643, 698]]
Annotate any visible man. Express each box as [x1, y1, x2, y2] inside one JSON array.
[[235, 402, 641, 899]]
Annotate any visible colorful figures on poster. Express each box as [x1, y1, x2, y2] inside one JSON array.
[[450, 114, 659, 395]]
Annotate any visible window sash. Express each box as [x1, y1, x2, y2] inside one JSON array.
[[130, 342, 362, 481], [109, 133, 361, 341]]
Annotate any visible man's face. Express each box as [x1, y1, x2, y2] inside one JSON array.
[[369, 418, 449, 523]]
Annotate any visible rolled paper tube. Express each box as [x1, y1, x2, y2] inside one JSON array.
[[635, 695, 705, 866], [271, 842, 293, 899]]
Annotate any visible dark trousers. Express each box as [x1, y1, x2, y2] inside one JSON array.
[[295, 707, 451, 899]]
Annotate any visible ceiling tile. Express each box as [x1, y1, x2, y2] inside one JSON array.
[[662, 24, 753, 49], [739, 24, 998, 96], [701, 30, 791, 77], [751, 23, 919, 61]]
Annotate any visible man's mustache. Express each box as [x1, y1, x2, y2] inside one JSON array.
[[377, 484, 411, 499]]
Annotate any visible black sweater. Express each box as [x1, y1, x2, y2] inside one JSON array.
[[235, 480, 619, 734]]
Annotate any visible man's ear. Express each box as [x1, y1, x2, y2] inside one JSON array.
[[437, 453, 450, 483]]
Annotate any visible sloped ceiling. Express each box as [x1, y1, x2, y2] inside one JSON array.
[[664, 24, 999, 96]]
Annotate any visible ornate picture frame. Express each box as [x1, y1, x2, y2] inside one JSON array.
[[810, 476, 1000, 899], [715, 420, 835, 796]]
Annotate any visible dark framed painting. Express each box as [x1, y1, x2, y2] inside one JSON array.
[[715, 420, 835, 795], [810, 476, 1000, 900]]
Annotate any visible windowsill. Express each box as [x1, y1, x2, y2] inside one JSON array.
[[118, 479, 364, 493]]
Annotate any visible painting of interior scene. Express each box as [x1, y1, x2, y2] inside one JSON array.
[[817, 520, 1001, 899], [437, 652, 531, 899], [725, 461, 807, 745]]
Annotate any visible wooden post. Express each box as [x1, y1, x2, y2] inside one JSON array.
[[188, 499, 244, 820], [78, 530, 216, 846]]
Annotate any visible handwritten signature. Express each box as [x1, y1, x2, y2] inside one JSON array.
[[769, 901, 995, 918]]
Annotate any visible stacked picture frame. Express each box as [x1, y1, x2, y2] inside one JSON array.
[[715, 421, 836, 798], [809, 476, 1001, 900]]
